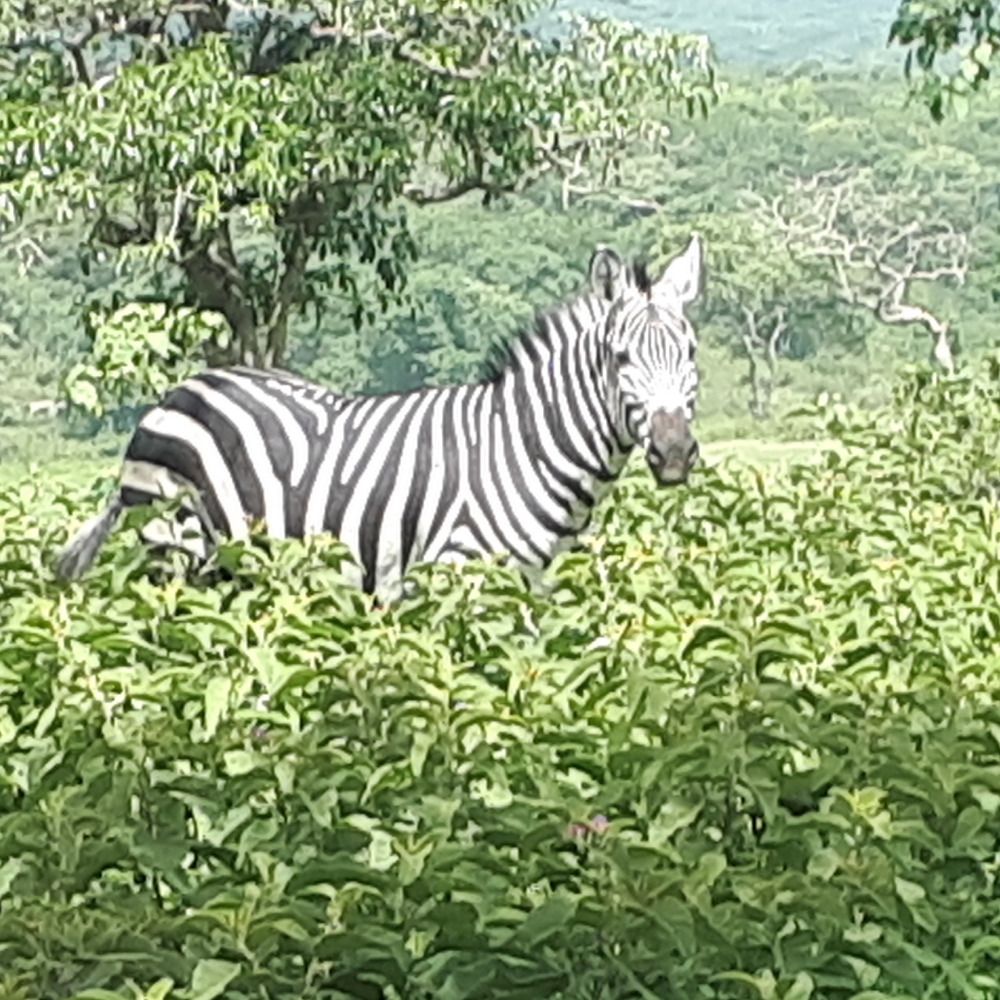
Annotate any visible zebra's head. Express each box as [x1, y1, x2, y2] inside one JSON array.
[[590, 235, 704, 487]]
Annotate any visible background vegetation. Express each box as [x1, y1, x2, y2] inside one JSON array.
[[2, 1, 1000, 996], [556, 0, 901, 68], [1, 0, 997, 480]]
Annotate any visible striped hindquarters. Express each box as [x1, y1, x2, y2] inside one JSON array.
[[121, 367, 327, 545], [119, 367, 470, 594]]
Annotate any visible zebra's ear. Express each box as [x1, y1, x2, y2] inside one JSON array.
[[589, 246, 627, 301], [657, 233, 704, 307]]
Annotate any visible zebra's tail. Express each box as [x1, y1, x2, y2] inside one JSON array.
[[55, 495, 125, 581]]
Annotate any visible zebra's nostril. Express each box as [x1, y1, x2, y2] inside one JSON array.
[[648, 439, 673, 462], [649, 440, 686, 469]]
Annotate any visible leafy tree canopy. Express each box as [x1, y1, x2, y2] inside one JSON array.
[[658, 203, 833, 418], [890, 0, 999, 118], [0, 0, 718, 371]]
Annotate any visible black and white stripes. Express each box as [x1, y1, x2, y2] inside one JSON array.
[[56, 236, 705, 596]]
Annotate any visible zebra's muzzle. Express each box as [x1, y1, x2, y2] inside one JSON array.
[[647, 409, 699, 487]]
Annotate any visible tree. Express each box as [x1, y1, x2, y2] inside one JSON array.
[[659, 208, 828, 419], [757, 167, 971, 373], [0, 1, 718, 387], [890, 0, 1000, 119]]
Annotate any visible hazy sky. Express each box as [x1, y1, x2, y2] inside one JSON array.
[[557, 0, 902, 67]]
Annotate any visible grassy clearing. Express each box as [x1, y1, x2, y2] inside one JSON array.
[[701, 437, 839, 468], [0, 423, 835, 497], [0, 425, 121, 490]]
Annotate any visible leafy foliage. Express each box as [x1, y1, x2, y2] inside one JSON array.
[[890, 0, 1000, 119], [659, 206, 830, 418], [615, 0, 900, 67], [2, 355, 1000, 998], [64, 302, 230, 418], [0, 0, 717, 375]]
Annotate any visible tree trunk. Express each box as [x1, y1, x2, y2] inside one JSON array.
[[930, 325, 957, 374], [743, 331, 766, 419], [178, 216, 316, 370], [262, 227, 311, 368], [741, 307, 786, 420], [180, 224, 261, 365]]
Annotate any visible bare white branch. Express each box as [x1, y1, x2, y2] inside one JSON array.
[[753, 166, 970, 373]]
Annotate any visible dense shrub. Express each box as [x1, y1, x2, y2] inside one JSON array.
[[1, 357, 999, 999]]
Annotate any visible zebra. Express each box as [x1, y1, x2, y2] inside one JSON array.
[[56, 235, 704, 599]]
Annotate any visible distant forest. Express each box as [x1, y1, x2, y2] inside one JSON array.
[[1, 0, 995, 474]]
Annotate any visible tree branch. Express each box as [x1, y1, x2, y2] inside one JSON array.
[[282, 18, 491, 81], [62, 14, 102, 85], [401, 176, 519, 205], [753, 167, 969, 372]]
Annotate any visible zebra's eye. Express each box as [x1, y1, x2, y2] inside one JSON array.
[[688, 341, 697, 362], [614, 349, 631, 368]]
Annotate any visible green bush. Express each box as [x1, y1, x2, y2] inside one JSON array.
[[1, 357, 999, 999]]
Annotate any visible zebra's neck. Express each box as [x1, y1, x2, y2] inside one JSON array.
[[484, 296, 633, 547]]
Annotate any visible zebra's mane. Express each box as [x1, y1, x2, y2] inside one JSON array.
[[481, 258, 652, 384]]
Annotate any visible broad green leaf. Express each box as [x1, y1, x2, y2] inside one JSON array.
[[713, 969, 777, 999], [203, 675, 231, 740], [0, 857, 23, 898], [649, 799, 702, 845], [951, 805, 986, 849], [187, 960, 240, 1000], [783, 972, 814, 1000], [223, 749, 265, 776], [806, 848, 840, 881], [894, 877, 926, 905], [507, 894, 577, 947]]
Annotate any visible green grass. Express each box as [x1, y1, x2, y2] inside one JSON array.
[[0, 428, 835, 496], [0, 425, 123, 489], [702, 437, 839, 467], [1, 455, 115, 491]]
